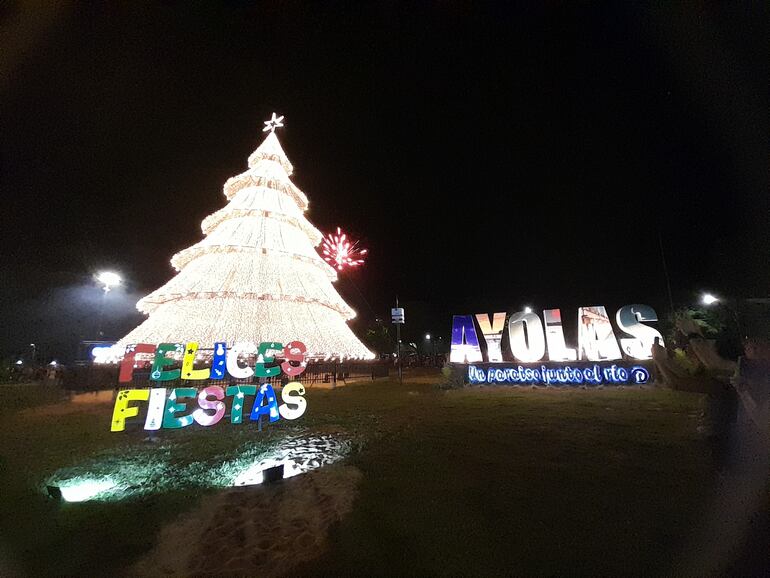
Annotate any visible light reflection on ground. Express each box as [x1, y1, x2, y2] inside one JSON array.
[[46, 434, 351, 502], [230, 435, 349, 486]]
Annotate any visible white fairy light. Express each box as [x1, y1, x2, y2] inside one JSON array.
[[108, 118, 373, 361]]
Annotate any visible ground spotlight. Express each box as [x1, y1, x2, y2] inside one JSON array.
[[46, 485, 62, 501], [263, 464, 285, 484]]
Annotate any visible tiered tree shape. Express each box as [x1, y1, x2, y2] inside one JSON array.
[[114, 127, 373, 359]]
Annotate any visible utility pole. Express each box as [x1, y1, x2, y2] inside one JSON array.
[[97, 292, 107, 338], [391, 297, 405, 385], [390, 299, 405, 383], [396, 297, 402, 385], [658, 230, 675, 317]]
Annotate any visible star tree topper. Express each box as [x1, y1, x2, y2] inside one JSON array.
[[263, 112, 285, 133]]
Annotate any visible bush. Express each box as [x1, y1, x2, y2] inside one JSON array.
[[438, 363, 466, 389], [672, 348, 701, 376]]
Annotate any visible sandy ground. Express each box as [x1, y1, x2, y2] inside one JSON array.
[[129, 464, 362, 576]]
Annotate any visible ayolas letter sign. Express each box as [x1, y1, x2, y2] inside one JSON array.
[[451, 305, 662, 386]]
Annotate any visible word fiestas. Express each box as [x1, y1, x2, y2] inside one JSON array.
[[451, 304, 664, 364], [111, 382, 307, 432], [118, 341, 308, 383], [467, 363, 651, 386]]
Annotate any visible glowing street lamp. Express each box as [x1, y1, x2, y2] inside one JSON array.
[[524, 306, 533, 314], [97, 271, 121, 293], [425, 333, 436, 364], [95, 270, 123, 338], [701, 293, 719, 306], [699, 291, 745, 341]]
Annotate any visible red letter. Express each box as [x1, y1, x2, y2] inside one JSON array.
[[119, 343, 157, 383], [281, 341, 308, 377]]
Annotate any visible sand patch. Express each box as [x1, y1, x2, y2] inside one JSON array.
[[130, 464, 362, 576]]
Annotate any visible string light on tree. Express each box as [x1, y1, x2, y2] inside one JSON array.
[[321, 227, 368, 271], [100, 114, 373, 362]]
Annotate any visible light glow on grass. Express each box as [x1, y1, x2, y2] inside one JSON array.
[[47, 453, 172, 503], [229, 434, 349, 487], [58, 477, 117, 502], [46, 435, 352, 501]]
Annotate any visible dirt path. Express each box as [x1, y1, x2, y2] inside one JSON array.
[[130, 464, 362, 576]]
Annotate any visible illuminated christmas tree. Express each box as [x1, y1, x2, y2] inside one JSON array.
[[111, 114, 373, 360]]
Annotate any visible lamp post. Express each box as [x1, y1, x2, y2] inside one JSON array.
[[425, 333, 436, 366], [701, 293, 719, 306], [96, 271, 121, 338], [700, 291, 744, 342], [97, 271, 121, 293]]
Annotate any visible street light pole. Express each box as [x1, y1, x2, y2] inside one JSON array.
[[701, 292, 745, 344], [97, 292, 107, 338], [396, 297, 402, 385], [425, 333, 434, 366], [95, 271, 121, 339], [658, 231, 675, 316]]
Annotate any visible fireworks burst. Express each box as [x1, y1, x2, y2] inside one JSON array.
[[321, 227, 368, 271]]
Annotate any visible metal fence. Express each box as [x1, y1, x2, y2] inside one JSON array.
[[62, 360, 390, 390]]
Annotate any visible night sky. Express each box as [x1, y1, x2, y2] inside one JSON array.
[[1, 2, 767, 361]]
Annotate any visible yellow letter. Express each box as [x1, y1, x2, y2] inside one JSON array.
[[111, 389, 150, 432], [181, 342, 211, 380]]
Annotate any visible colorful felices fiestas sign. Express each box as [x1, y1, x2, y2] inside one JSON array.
[[111, 341, 308, 432]]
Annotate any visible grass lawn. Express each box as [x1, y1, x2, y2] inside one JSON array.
[[0, 373, 716, 576]]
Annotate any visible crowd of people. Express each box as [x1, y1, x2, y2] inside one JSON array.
[[2, 362, 63, 385]]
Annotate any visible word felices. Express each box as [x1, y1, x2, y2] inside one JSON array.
[[119, 340, 308, 383]]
